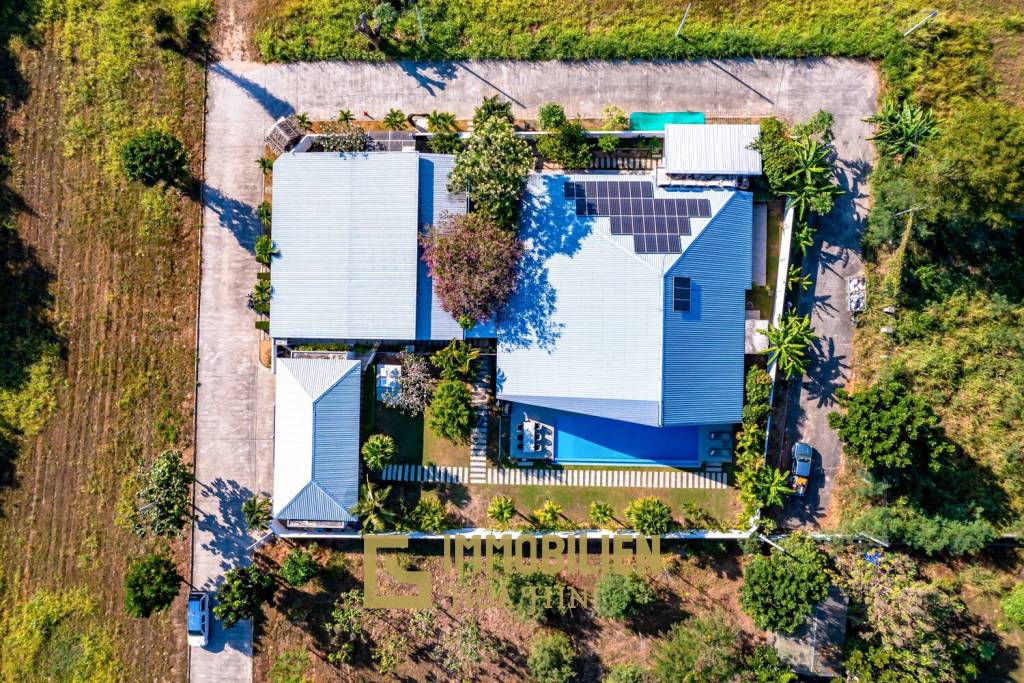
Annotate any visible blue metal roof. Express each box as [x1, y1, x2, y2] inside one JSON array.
[[662, 191, 752, 425]]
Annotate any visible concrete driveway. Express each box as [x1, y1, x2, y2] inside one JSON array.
[[190, 57, 878, 681]]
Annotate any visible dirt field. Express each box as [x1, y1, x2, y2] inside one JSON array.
[[0, 15, 205, 681], [254, 542, 760, 682]]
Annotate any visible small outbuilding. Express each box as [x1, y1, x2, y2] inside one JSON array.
[[662, 124, 762, 177]]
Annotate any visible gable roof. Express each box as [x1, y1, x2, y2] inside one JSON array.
[[663, 124, 762, 176], [269, 152, 470, 342], [496, 173, 752, 426], [273, 357, 361, 522]]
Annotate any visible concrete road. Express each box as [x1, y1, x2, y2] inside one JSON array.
[[190, 57, 878, 680], [781, 77, 878, 528]]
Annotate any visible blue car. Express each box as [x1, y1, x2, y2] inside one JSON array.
[[187, 592, 210, 647]]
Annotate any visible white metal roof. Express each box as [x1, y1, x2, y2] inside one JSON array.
[[269, 153, 421, 340], [273, 357, 362, 523], [663, 124, 762, 176]]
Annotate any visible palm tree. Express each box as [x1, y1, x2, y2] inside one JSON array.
[[361, 434, 397, 471], [256, 156, 273, 174], [337, 109, 355, 123], [782, 134, 842, 220], [426, 110, 458, 133], [349, 479, 396, 532], [382, 108, 407, 131], [242, 495, 271, 532], [256, 201, 272, 231], [254, 235, 278, 265], [787, 264, 812, 292], [294, 112, 312, 129], [487, 495, 515, 527], [252, 278, 271, 306], [866, 97, 937, 160], [759, 313, 817, 379], [752, 466, 793, 508]]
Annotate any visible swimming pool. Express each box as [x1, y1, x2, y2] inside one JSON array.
[[512, 404, 700, 468], [629, 111, 705, 131]]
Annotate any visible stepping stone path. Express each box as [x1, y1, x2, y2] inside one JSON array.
[[381, 464, 470, 484], [468, 356, 491, 484]]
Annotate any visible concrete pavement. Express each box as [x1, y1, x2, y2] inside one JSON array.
[[189, 57, 878, 680]]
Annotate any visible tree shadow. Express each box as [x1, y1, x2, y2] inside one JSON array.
[[195, 477, 255, 574], [396, 61, 457, 96], [802, 336, 849, 410], [497, 175, 592, 351], [204, 184, 260, 252]]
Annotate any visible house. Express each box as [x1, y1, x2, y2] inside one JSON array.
[[268, 151, 490, 345], [272, 356, 361, 529], [497, 173, 753, 466]]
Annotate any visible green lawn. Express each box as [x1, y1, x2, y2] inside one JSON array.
[[370, 401, 468, 468]]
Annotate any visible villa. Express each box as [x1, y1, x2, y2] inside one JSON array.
[[266, 125, 762, 530]]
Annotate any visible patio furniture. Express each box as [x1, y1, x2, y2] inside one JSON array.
[[708, 431, 730, 441]]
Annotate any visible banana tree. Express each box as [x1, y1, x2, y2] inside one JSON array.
[[787, 264, 812, 292], [867, 97, 937, 160], [782, 134, 842, 219], [752, 466, 794, 508], [349, 479, 396, 532], [759, 312, 818, 379]]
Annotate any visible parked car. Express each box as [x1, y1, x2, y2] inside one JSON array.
[[187, 591, 210, 647], [790, 442, 813, 497]]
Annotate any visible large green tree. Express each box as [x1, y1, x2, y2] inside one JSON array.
[[447, 116, 533, 228], [123, 554, 181, 618], [120, 129, 189, 186], [213, 565, 275, 628], [428, 379, 473, 444], [138, 450, 194, 537], [739, 533, 829, 634]]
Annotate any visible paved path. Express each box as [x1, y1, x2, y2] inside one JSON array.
[[380, 463, 727, 489], [469, 357, 491, 483], [192, 57, 878, 680], [780, 78, 877, 528]]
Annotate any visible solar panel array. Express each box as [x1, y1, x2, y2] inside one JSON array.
[[563, 180, 712, 254]]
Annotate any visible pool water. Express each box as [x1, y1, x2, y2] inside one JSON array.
[[551, 411, 700, 468], [628, 111, 705, 131]]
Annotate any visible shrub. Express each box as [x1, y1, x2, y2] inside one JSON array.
[[428, 130, 463, 154], [602, 105, 629, 131], [1003, 583, 1024, 627], [448, 116, 532, 227], [537, 102, 567, 130], [652, 612, 741, 683], [317, 123, 371, 152], [120, 130, 189, 186], [487, 495, 516, 526], [421, 212, 523, 327], [849, 504, 996, 556], [242, 495, 272, 532], [429, 380, 473, 443], [431, 339, 481, 380], [502, 571, 567, 622], [361, 433, 397, 471], [280, 548, 319, 586], [372, 1, 399, 30], [536, 121, 592, 169], [532, 499, 570, 530], [213, 565, 275, 628], [739, 533, 829, 634], [749, 117, 798, 194], [589, 501, 615, 528], [604, 663, 649, 683], [124, 554, 181, 617], [178, 0, 214, 46], [594, 573, 656, 620], [138, 450, 194, 537], [382, 351, 435, 415], [744, 366, 772, 417], [624, 497, 674, 535], [597, 135, 619, 153], [528, 632, 575, 683], [747, 645, 795, 682], [412, 496, 450, 533]]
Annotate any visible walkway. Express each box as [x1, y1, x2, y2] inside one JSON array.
[[469, 356, 491, 483], [379, 463, 727, 489]]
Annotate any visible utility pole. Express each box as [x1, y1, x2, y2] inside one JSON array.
[[415, 4, 426, 42], [903, 10, 938, 37], [675, 2, 692, 38]]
